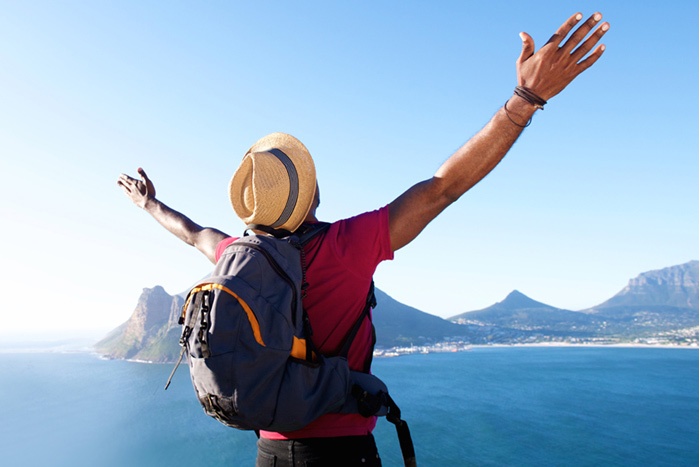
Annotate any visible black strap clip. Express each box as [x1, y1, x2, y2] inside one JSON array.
[[351, 384, 386, 418]]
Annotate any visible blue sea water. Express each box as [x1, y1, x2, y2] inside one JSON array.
[[0, 347, 696, 467]]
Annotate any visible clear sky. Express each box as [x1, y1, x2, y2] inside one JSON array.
[[0, 1, 697, 340]]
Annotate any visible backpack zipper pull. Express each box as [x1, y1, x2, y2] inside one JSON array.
[[165, 322, 194, 390], [164, 346, 186, 390]]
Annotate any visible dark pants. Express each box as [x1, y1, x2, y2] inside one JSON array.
[[256, 434, 382, 467]]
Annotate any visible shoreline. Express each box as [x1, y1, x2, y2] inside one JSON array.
[[470, 343, 699, 349], [373, 342, 699, 358]]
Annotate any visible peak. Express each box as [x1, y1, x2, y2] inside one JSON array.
[[498, 290, 551, 310], [141, 285, 169, 297], [502, 290, 533, 303], [506, 290, 527, 299]]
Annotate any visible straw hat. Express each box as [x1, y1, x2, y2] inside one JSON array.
[[229, 132, 317, 233]]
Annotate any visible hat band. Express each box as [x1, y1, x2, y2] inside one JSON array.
[[267, 148, 299, 229]]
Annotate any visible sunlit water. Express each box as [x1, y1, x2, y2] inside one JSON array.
[[0, 347, 696, 466]]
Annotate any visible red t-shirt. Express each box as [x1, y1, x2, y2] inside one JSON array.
[[214, 207, 394, 439]]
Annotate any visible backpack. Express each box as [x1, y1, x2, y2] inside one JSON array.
[[165, 223, 416, 466]]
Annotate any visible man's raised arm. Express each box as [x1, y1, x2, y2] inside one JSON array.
[[388, 12, 609, 252], [117, 168, 228, 263]]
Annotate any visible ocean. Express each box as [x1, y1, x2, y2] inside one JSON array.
[[0, 347, 696, 467]]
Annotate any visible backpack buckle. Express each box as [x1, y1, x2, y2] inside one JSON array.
[[351, 384, 386, 417]]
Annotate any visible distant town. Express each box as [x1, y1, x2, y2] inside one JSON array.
[[373, 326, 699, 358]]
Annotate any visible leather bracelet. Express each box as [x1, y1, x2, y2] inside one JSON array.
[[503, 100, 531, 128], [514, 86, 547, 110]]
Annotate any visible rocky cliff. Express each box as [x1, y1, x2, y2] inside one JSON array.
[[95, 286, 183, 362], [593, 260, 698, 310]]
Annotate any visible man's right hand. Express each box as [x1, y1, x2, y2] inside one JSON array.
[[387, 12, 609, 252], [118, 167, 156, 209], [516, 12, 609, 102]]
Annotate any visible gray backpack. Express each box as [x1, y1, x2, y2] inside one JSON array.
[[165, 223, 416, 466]]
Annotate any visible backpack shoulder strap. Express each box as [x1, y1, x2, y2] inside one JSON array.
[[245, 224, 292, 238], [294, 222, 376, 370], [242, 222, 330, 242], [295, 222, 331, 245], [337, 280, 377, 370]]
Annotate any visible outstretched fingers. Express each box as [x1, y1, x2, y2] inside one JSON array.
[[570, 20, 609, 64], [559, 12, 602, 53], [117, 174, 134, 193], [545, 12, 584, 47], [575, 42, 607, 73]]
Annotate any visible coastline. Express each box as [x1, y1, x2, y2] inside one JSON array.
[[373, 341, 699, 358], [472, 342, 699, 349]]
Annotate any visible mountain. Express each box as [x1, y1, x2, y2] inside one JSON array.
[[373, 288, 469, 346], [97, 261, 699, 362], [577, 261, 700, 337], [95, 286, 183, 363], [591, 260, 698, 310], [450, 290, 602, 334], [448, 261, 698, 344]]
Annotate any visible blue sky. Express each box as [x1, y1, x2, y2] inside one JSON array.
[[0, 1, 697, 339]]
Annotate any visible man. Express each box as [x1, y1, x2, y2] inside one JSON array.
[[118, 12, 609, 466]]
